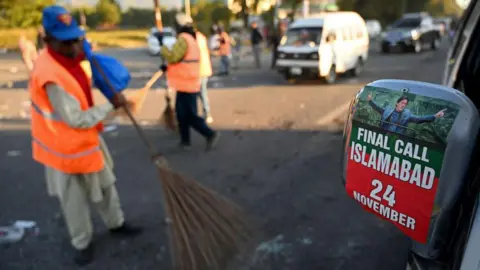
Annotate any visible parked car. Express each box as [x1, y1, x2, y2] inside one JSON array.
[[276, 11, 369, 84], [380, 14, 441, 53], [365, 19, 382, 39], [146, 27, 176, 56]]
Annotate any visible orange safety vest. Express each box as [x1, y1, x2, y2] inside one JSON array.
[[29, 50, 104, 174], [167, 33, 201, 93], [218, 32, 231, 56], [196, 31, 212, 78]]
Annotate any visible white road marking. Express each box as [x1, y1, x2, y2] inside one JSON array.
[[316, 101, 352, 126]]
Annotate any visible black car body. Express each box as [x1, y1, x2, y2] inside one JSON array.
[[381, 15, 441, 53]]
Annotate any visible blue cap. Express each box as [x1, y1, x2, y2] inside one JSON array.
[[42, 5, 85, 41]]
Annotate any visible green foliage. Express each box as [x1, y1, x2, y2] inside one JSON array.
[[95, 0, 121, 26], [0, 0, 55, 28], [193, 2, 233, 34]]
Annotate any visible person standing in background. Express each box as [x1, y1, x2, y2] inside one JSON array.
[[250, 21, 264, 69], [209, 24, 220, 55], [270, 21, 287, 69], [217, 25, 234, 76], [230, 27, 242, 69], [196, 30, 214, 124]]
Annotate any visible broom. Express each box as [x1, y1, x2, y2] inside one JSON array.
[[158, 86, 177, 132], [90, 57, 255, 270]]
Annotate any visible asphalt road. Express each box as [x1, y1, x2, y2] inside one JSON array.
[[0, 41, 449, 270]]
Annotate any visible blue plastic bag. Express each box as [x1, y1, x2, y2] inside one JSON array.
[[83, 40, 131, 100]]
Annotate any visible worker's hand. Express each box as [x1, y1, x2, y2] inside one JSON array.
[[435, 108, 447, 118], [113, 100, 135, 118], [160, 64, 168, 72], [110, 93, 128, 109]]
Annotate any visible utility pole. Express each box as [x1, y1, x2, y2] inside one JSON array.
[[302, 0, 309, 18], [185, 0, 191, 18], [153, 0, 163, 31]]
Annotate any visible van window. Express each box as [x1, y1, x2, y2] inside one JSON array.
[[342, 27, 352, 40], [282, 27, 323, 46], [356, 27, 364, 39]]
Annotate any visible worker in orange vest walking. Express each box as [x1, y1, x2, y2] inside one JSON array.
[[196, 30, 214, 123], [158, 13, 219, 150], [29, 6, 141, 266], [217, 25, 235, 76]]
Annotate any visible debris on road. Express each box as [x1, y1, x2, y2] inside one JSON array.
[[252, 234, 292, 264], [0, 220, 39, 245], [6, 150, 21, 157]]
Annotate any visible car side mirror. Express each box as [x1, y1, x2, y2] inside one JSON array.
[[341, 79, 480, 251]]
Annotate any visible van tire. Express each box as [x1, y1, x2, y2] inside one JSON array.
[[431, 38, 440, 50], [323, 65, 336, 84], [351, 58, 363, 77]]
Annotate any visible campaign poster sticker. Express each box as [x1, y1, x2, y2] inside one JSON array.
[[345, 86, 460, 243]]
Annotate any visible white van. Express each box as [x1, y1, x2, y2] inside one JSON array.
[[276, 12, 369, 84]]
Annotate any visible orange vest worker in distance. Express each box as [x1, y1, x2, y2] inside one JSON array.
[[159, 13, 219, 150], [166, 32, 201, 92], [30, 50, 105, 173], [218, 31, 231, 56]]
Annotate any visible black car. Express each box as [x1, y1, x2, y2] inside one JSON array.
[[381, 15, 442, 53]]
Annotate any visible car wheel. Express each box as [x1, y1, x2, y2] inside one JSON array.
[[413, 42, 422, 53], [351, 58, 363, 77], [323, 65, 337, 84], [431, 38, 440, 50]]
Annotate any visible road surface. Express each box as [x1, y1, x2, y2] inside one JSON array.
[[0, 42, 449, 270]]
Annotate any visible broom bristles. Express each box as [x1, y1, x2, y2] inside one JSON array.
[[159, 98, 177, 132], [156, 161, 255, 270]]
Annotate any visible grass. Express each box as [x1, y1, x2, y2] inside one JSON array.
[[0, 28, 149, 50]]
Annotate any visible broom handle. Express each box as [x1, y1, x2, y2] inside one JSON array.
[[90, 57, 161, 158]]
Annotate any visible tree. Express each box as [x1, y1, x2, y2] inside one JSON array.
[[95, 0, 121, 27], [0, 0, 55, 28]]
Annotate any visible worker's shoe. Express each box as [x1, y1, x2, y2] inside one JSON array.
[[109, 222, 142, 238], [178, 142, 192, 151], [74, 243, 94, 266], [206, 132, 220, 151]]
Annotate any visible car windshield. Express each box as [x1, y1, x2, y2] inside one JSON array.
[[283, 27, 323, 46], [391, 18, 421, 28], [151, 28, 174, 37]]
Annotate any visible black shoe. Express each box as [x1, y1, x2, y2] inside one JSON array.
[[74, 243, 94, 266], [109, 222, 142, 238], [178, 142, 192, 151], [206, 132, 220, 151]]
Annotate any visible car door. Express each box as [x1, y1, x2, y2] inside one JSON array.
[[443, 0, 480, 88]]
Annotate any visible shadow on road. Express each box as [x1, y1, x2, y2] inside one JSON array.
[[0, 121, 409, 270]]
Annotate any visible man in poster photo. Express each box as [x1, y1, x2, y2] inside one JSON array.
[[367, 93, 446, 135]]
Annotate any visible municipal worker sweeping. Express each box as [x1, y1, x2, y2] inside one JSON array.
[[157, 13, 219, 150], [29, 6, 141, 266]]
